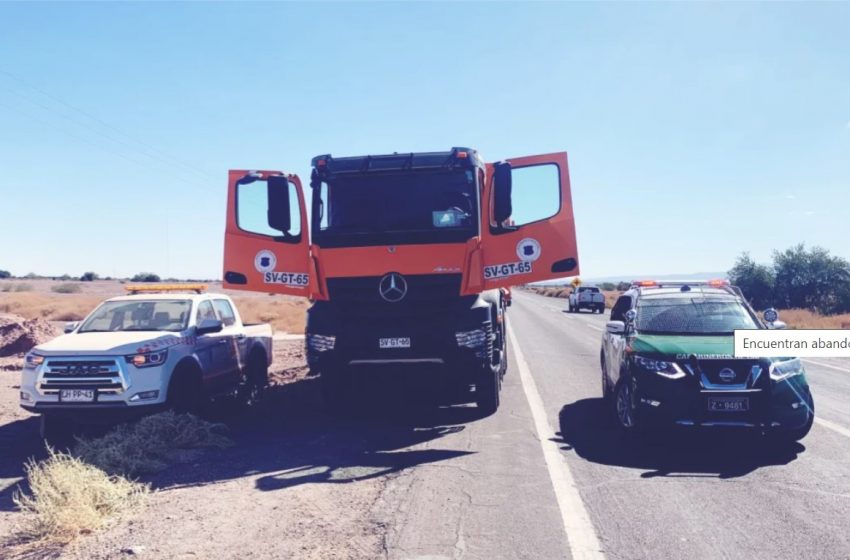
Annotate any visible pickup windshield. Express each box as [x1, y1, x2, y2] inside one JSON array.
[[79, 300, 192, 333], [312, 169, 478, 248], [636, 296, 759, 335]]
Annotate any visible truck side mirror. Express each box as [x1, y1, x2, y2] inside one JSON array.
[[196, 318, 223, 335], [267, 175, 292, 233], [493, 162, 512, 224]]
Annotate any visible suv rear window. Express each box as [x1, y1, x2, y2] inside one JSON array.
[[579, 287, 599, 293]]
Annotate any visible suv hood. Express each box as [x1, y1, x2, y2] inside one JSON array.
[[34, 331, 185, 356], [631, 334, 734, 359]]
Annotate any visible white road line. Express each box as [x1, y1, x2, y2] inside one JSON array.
[[507, 323, 605, 560], [815, 417, 850, 439], [803, 359, 850, 374]]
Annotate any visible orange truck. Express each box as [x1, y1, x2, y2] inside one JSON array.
[[222, 148, 579, 414]]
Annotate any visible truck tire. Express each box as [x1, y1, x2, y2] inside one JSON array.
[[167, 365, 203, 415], [476, 310, 503, 416], [321, 364, 351, 414], [237, 351, 268, 407]]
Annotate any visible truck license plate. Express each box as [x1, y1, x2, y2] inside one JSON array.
[[59, 389, 95, 403], [379, 337, 411, 349], [708, 397, 749, 412]]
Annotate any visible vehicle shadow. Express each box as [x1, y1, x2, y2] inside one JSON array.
[[0, 414, 48, 514], [555, 398, 804, 479], [155, 367, 480, 492]]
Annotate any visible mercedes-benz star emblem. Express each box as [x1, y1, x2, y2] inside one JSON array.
[[379, 272, 407, 303]]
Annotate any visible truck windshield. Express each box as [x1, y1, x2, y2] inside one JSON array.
[[79, 300, 192, 333], [312, 169, 478, 248], [636, 297, 759, 335]]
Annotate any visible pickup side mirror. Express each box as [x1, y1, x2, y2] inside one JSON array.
[[493, 162, 513, 225], [606, 320, 626, 335], [196, 318, 223, 336], [267, 175, 291, 233], [63, 321, 79, 334]]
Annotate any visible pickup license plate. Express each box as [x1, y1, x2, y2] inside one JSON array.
[[379, 337, 411, 349], [708, 397, 749, 412], [59, 389, 95, 403]]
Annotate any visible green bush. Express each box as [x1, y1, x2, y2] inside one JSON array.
[[80, 272, 99, 282], [0, 269, 10, 279], [131, 272, 161, 283]]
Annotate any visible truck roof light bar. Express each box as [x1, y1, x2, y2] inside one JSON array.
[[125, 284, 207, 295]]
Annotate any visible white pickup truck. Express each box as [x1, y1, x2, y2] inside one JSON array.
[[19, 287, 272, 438], [568, 286, 606, 314]]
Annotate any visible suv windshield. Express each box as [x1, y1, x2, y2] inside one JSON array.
[[312, 169, 478, 248], [79, 300, 192, 333], [636, 296, 759, 335]]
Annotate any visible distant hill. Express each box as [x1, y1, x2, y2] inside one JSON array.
[[534, 272, 728, 286]]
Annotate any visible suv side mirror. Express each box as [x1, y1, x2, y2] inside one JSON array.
[[624, 309, 637, 324], [196, 318, 223, 336], [63, 321, 79, 333], [493, 162, 513, 225], [606, 321, 626, 335], [267, 175, 291, 233]]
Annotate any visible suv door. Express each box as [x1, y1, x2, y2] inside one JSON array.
[[476, 152, 579, 291], [605, 295, 633, 385], [223, 170, 316, 297]]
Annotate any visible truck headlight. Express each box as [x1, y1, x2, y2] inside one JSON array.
[[456, 329, 487, 349], [769, 358, 804, 381], [307, 334, 336, 352], [126, 348, 168, 368], [24, 353, 44, 369], [633, 355, 686, 379]]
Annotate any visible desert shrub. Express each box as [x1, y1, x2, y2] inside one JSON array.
[[51, 284, 82, 294], [13, 283, 33, 292], [12, 448, 148, 543], [80, 272, 99, 282], [74, 411, 232, 478], [0, 269, 10, 279], [130, 272, 161, 283]]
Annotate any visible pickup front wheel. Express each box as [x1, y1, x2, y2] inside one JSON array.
[[238, 352, 268, 407]]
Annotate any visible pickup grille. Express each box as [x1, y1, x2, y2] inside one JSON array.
[[39, 358, 126, 395]]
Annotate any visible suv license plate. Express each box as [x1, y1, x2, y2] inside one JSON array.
[[708, 397, 749, 412], [379, 337, 411, 349], [59, 389, 95, 403]]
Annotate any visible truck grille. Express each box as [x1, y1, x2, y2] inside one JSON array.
[[326, 273, 463, 316], [39, 358, 126, 395]]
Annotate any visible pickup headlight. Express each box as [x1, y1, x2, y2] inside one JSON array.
[[126, 348, 168, 368], [24, 353, 45, 369], [633, 355, 686, 379], [769, 358, 804, 381]]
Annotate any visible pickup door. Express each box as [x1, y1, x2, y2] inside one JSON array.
[[477, 152, 580, 291]]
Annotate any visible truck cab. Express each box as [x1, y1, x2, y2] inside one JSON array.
[[222, 147, 580, 414]]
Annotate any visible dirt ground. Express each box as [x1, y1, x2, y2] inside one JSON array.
[[0, 339, 392, 560]]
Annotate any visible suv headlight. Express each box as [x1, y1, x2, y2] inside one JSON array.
[[24, 353, 45, 369], [126, 348, 168, 368], [633, 355, 686, 379], [769, 358, 804, 381]]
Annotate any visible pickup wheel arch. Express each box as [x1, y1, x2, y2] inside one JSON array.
[[167, 358, 204, 414]]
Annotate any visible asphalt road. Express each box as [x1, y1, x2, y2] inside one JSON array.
[[377, 290, 850, 560]]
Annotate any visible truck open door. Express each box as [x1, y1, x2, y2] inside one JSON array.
[[222, 170, 316, 297], [478, 152, 579, 290]]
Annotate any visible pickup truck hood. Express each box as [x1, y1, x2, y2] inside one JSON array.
[[34, 331, 185, 356]]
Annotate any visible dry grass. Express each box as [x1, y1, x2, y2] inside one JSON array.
[[777, 309, 850, 330], [74, 411, 232, 478], [0, 293, 102, 322], [11, 448, 148, 544], [233, 296, 309, 334]]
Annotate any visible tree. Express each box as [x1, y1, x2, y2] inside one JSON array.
[[773, 244, 850, 314], [728, 253, 775, 310], [131, 272, 161, 283], [598, 282, 617, 291], [0, 270, 10, 279], [80, 271, 99, 282]]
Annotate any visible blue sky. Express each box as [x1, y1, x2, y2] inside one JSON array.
[[1, 2, 848, 280]]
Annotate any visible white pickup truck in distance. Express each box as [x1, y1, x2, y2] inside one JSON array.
[[568, 286, 606, 314], [19, 286, 272, 438]]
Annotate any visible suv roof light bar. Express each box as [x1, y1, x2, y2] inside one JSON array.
[[125, 284, 207, 295]]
